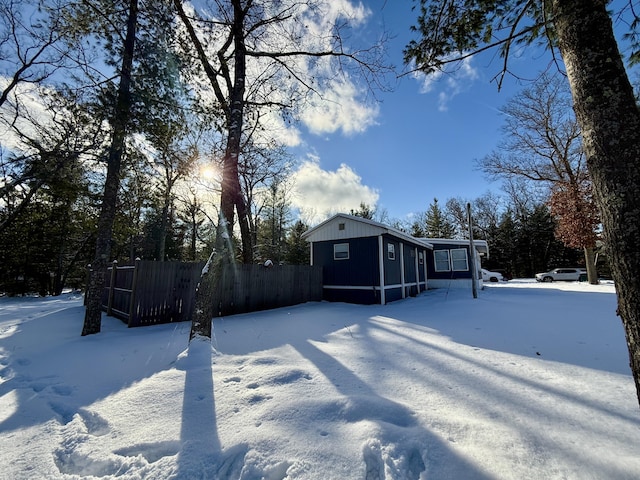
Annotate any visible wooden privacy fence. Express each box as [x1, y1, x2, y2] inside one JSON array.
[[97, 260, 323, 327], [210, 263, 323, 318], [99, 260, 204, 327]]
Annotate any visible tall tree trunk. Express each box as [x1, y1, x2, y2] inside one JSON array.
[[552, 0, 640, 405], [81, 0, 138, 336], [174, 0, 254, 267], [188, 0, 249, 339]]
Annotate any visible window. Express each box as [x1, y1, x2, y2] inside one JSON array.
[[334, 243, 349, 260], [434, 250, 450, 272], [387, 242, 396, 260], [338, 223, 345, 231], [451, 248, 469, 271]]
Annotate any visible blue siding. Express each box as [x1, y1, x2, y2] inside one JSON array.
[[385, 287, 403, 303], [403, 245, 417, 286], [313, 237, 380, 287], [311, 233, 430, 304], [418, 251, 426, 286], [323, 287, 380, 305], [383, 236, 401, 286]]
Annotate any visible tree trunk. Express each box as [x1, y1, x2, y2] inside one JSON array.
[[158, 195, 169, 261], [583, 246, 598, 285], [189, 250, 218, 340], [552, 0, 640, 406], [188, 1, 253, 340], [81, 0, 138, 336]]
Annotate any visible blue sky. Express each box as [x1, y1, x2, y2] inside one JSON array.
[[3, 1, 633, 226], [286, 1, 557, 224]]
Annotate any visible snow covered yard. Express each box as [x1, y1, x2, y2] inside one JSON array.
[[0, 280, 639, 479]]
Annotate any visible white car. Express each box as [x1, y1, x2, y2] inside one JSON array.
[[481, 269, 504, 282], [535, 268, 586, 282]]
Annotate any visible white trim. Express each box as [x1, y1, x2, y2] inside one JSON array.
[[423, 251, 429, 290], [434, 249, 451, 272], [387, 242, 396, 260], [303, 213, 434, 250], [428, 278, 476, 289], [414, 247, 419, 294], [400, 243, 405, 299], [450, 248, 469, 271], [333, 242, 350, 260], [323, 283, 416, 291], [421, 237, 489, 257], [378, 235, 385, 305]]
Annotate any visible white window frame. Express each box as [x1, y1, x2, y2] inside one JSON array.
[[334, 243, 349, 260], [387, 242, 396, 260], [451, 248, 469, 271], [434, 250, 450, 272]]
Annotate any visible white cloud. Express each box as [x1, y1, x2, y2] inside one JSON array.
[[0, 77, 53, 151], [300, 79, 379, 136], [180, 1, 380, 146], [290, 156, 378, 223], [413, 56, 479, 112]]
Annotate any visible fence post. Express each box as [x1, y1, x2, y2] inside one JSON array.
[[107, 260, 117, 316], [128, 258, 141, 327]]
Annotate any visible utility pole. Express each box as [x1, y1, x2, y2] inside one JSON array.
[[467, 203, 478, 299]]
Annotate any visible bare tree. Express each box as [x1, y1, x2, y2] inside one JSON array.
[[240, 141, 292, 260], [478, 73, 599, 283], [146, 124, 199, 261], [0, 0, 74, 108]]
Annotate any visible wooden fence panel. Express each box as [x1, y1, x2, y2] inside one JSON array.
[[101, 262, 135, 322], [210, 264, 323, 318], [129, 261, 205, 327], [98, 261, 322, 327]]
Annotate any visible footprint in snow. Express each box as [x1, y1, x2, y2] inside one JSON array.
[[362, 439, 426, 480]]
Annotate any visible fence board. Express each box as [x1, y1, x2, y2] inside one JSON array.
[[210, 264, 323, 317], [98, 261, 322, 327]]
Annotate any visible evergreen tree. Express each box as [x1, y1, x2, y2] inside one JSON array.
[[409, 213, 426, 238], [285, 220, 310, 265], [255, 180, 291, 264], [425, 198, 456, 238], [350, 202, 376, 220], [488, 209, 519, 278]]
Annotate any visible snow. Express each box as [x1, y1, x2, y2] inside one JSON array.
[[1, 280, 639, 479]]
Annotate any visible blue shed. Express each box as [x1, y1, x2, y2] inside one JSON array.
[[419, 238, 488, 290], [302, 214, 433, 305]]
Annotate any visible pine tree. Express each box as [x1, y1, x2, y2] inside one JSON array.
[[425, 198, 456, 238], [285, 221, 310, 265], [350, 202, 376, 220]]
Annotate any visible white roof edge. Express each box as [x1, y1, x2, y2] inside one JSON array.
[[423, 238, 488, 246], [421, 237, 489, 257], [302, 213, 433, 249]]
